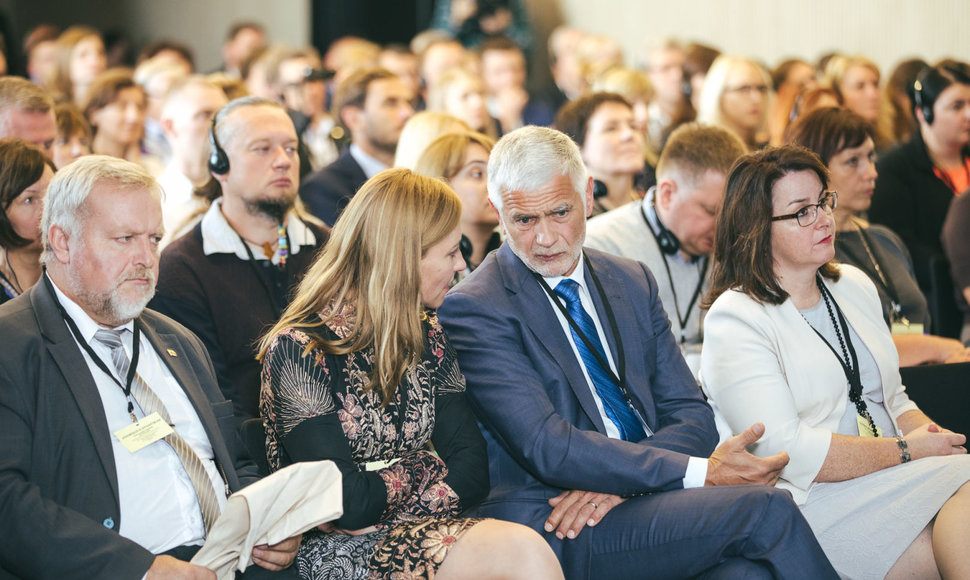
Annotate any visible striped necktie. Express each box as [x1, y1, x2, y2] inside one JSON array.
[[93, 328, 222, 532]]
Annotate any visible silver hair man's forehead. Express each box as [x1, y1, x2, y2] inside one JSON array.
[[486, 125, 588, 212]]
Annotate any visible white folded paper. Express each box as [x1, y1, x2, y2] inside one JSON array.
[[191, 460, 343, 579]]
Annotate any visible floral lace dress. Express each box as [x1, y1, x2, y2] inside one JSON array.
[[260, 304, 488, 579]]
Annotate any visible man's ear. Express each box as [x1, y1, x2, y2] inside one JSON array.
[[340, 105, 363, 135], [489, 199, 507, 236], [656, 177, 678, 212], [48, 224, 72, 265], [583, 176, 594, 218]]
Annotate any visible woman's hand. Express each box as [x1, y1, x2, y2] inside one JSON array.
[[903, 423, 967, 459]]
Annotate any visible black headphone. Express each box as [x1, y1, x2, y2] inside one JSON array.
[[592, 179, 608, 199], [913, 69, 934, 126], [208, 115, 230, 175], [642, 192, 680, 255]]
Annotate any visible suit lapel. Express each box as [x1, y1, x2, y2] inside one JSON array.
[[583, 251, 654, 426], [137, 319, 233, 479], [32, 280, 121, 508], [497, 245, 608, 433]]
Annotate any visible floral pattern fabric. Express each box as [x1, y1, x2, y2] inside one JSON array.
[[261, 305, 483, 579]]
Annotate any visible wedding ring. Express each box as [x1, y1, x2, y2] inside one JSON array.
[[588, 501, 598, 509]]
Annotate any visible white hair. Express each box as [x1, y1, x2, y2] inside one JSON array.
[[487, 125, 588, 213], [41, 155, 163, 265]]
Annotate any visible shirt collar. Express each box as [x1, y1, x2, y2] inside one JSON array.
[[47, 273, 134, 343], [349, 143, 389, 179], [200, 199, 316, 260]]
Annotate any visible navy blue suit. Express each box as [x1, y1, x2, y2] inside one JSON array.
[[298, 148, 367, 227], [438, 244, 836, 579]]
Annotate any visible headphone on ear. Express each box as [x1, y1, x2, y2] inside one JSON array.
[[208, 115, 230, 175], [913, 69, 934, 125], [642, 191, 680, 255]]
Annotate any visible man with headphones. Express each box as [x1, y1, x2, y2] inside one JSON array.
[[586, 123, 746, 377], [151, 96, 327, 422], [870, 59, 970, 320]]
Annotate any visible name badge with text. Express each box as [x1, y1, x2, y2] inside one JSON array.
[[115, 412, 174, 453]]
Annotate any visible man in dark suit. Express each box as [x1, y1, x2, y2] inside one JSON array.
[[438, 126, 837, 579], [299, 67, 414, 226], [0, 155, 299, 578]]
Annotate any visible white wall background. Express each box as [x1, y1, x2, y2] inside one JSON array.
[[555, 0, 970, 73]]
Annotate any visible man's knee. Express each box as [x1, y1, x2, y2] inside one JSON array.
[[696, 557, 774, 580]]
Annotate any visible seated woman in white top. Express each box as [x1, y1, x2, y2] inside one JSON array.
[[701, 144, 970, 580]]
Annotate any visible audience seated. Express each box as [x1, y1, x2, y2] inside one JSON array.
[[0, 138, 54, 305], [820, 55, 894, 150], [0, 76, 56, 155], [886, 57, 930, 144], [417, 36, 466, 106], [683, 42, 721, 113], [555, 92, 646, 215], [219, 21, 267, 78], [48, 26, 106, 107], [586, 123, 746, 377], [259, 167, 563, 580], [479, 36, 554, 133], [393, 110, 469, 169], [697, 55, 772, 151], [52, 102, 92, 168], [23, 24, 60, 88], [943, 189, 970, 345], [543, 26, 587, 111], [274, 47, 339, 171], [641, 38, 691, 155], [83, 68, 150, 167], [590, 67, 655, 167], [869, 59, 970, 330], [0, 154, 300, 578], [768, 58, 816, 145], [438, 125, 838, 579], [378, 44, 421, 102], [300, 68, 414, 226], [156, 75, 229, 245], [322, 36, 381, 88], [414, 130, 499, 271], [134, 56, 190, 164], [430, 0, 533, 53], [702, 144, 970, 579], [426, 66, 498, 138], [151, 97, 328, 421], [787, 106, 970, 365]]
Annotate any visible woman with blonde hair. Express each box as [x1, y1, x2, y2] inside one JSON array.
[[697, 55, 772, 151], [415, 131, 499, 270], [258, 168, 564, 580], [822, 55, 894, 150], [393, 110, 469, 169], [426, 67, 498, 139], [47, 26, 106, 107]]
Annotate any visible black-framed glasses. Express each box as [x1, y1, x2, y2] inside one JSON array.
[[771, 190, 838, 227]]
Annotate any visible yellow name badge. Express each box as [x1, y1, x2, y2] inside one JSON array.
[[891, 322, 924, 335], [115, 412, 174, 453], [857, 414, 883, 438]]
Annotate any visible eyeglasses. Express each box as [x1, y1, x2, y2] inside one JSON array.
[[771, 190, 838, 227], [724, 84, 769, 96]]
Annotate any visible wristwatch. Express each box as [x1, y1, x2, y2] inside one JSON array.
[[896, 437, 911, 463]]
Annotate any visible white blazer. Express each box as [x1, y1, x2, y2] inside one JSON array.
[[701, 265, 918, 504]]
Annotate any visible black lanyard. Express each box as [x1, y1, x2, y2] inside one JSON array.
[[806, 275, 879, 437], [533, 255, 641, 416], [639, 202, 708, 345], [43, 273, 142, 421], [836, 222, 906, 323], [235, 229, 291, 318]]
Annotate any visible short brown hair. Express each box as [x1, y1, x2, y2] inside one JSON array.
[[54, 103, 92, 143], [0, 138, 55, 248], [785, 107, 871, 165], [554, 91, 631, 148], [657, 123, 746, 188], [705, 145, 838, 308], [332, 67, 396, 128], [83, 68, 143, 125]]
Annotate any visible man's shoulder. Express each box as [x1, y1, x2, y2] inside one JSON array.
[[585, 202, 648, 255], [301, 149, 364, 193]]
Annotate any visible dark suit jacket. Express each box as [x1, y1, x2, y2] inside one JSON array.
[[298, 148, 368, 226], [0, 279, 259, 579], [437, 245, 718, 524]]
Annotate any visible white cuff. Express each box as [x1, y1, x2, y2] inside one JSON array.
[[683, 457, 709, 489]]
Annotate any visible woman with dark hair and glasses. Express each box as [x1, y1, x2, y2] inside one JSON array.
[[787, 106, 970, 365], [0, 138, 55, 305], [701, 145, 970, 579]]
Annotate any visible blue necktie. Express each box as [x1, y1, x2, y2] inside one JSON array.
[[555, 279, 646, 441]]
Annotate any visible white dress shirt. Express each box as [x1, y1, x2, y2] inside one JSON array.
[[200, 199, 317, 262], [541, 253, 709, 488], [50, 278, 228, 553]]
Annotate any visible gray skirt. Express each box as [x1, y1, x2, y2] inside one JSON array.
[[800, 454, 970, 580]]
